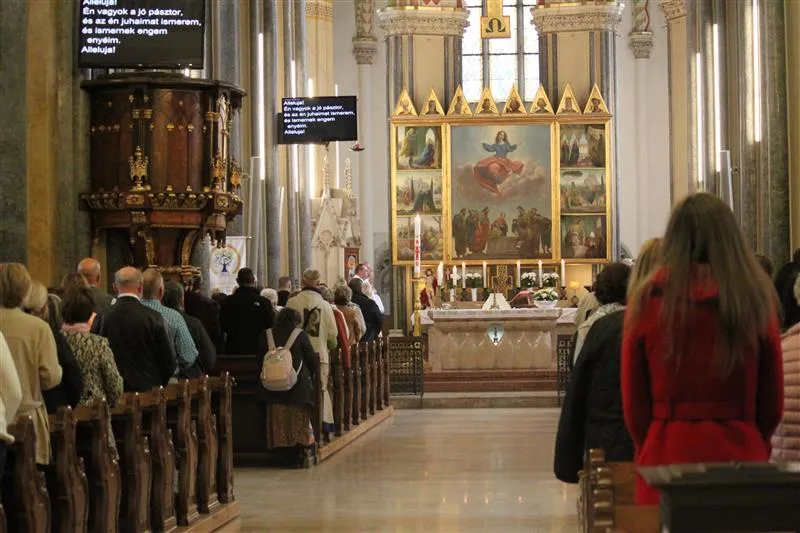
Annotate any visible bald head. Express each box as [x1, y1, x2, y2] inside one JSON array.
[[142, 268, 164, 300], [78, 257, 102, 287], [114, 267, 143, 297]]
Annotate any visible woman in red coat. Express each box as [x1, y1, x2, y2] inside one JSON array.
[[622, 193, 784, 505]]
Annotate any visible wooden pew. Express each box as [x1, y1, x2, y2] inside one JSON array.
[[189, 376, 220, 514], [73, 399, 122, 533], [578, 449, 607, 533], [368, 341, 377, 416], [587, 450, 658, 533], [111, 393, 152, 533], [359, 342, 372, 421], [2, 416, 50, 533], [47, 407, 89, 533], [351, 343, 362, 426], [382, 337, 391, 407], [163, 380, 199, 527], [343, 345, 354, 432], [374, 338, 384, 411], [208, 373, 235, 504], [331, 349, 345, 437], [0, 503, 5, 533], [140, 388, 177, 533]]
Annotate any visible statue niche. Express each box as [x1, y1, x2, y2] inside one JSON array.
[[80, 74, 244, 283]]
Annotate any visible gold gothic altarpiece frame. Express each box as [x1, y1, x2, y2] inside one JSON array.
[[390, 83, 613, 268]]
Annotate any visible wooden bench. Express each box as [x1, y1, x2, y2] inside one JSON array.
[[163, 380, 199, 527], [47, 407, 89, 533], [110, 393, 152, 533], [189, 376, 220, 515], [140, 388, 177, 533], [1, 416, 50, 533], [208, 373, 235, 504]]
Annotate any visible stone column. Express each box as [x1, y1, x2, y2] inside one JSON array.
[[249, 0, 264, 282], [283, 0, 300, 283], [787, 0, 800, 252], [0, 0, 28, 263], [294, 0, 313, 273], [306, 0, 334, 196], [263, 0, 281, 288], [532, 1, 624, 259], [659, 0, 689, 203], [377, 2, 469, 327]]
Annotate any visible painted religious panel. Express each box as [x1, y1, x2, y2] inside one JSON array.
[[394, 170, 443, 216], [559, 124, 606, 169], [560, 169, 607, 214], [395, 215, 445, 262], [396, 125, 442, 171], [450, 124, 553, 261], [561, 215, 608, 260]]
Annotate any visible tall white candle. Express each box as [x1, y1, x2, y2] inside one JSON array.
[[437, 261, 444, 286], [453, 265, 458, 287], [516, 261, 521, 287], [413, 215, 421, 277], [482, 261, 487, 287], [538, 260, 543, 287], [560, 260, 566, 284], [462, 261, 466, 288]]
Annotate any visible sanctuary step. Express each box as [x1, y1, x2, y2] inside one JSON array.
[[392, 391, 560, 409], [424, 369, 557, 393]]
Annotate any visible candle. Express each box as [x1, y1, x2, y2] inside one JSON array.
[[462, 261, 466, 288], [437, 261, 444, 286], [453, 265, 458, 288], [560, 260, 566, 284], [538, 260, 543, 287], [482, 261, 487, 287], [516, 261, 521, 287], [413, 215, 421, 277]]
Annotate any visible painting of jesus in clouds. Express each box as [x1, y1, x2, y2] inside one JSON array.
[[450, 124, 553, 260]]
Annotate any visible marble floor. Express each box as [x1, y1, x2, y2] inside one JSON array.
[[234, 408, 577, 532]]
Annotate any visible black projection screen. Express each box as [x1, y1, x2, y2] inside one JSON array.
[[77, 0, 205, 69], [279, 96, 358, 145]]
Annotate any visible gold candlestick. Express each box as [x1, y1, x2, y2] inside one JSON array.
[[413, 275, 425, 336]]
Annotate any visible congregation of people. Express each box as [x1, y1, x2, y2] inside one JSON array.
[[555, 192, 794, 505], [0, 256, 386, 475]]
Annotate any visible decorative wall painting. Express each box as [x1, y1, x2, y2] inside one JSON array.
[[395, 214, 444, 261], [450, 123, 553, 261], [561, 215, 607, 260], [560, 169, 606, 214], [396, 125, 442, 171], [395, 171, 443, 216]]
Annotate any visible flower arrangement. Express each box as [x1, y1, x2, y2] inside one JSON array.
[[465, 272, 483, 288], [533, 287, 560, 302], [542, 272, 560, 288], [521, 271, 537, 288]]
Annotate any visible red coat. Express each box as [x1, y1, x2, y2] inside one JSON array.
[[621, 266, 784, 505]]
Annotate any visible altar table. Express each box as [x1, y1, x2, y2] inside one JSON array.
[[427, 308, 576, 372]]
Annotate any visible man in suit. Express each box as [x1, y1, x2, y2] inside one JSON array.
[[219, 268, 275, 355], [163, 281, 216, 377], [353, 263, 385, 314], [96, 267, 176, 391], [277, 276, 292, 307], [184, 274, 223, 353], [77, 257, 115, 314], [348, 277, 383, 341]]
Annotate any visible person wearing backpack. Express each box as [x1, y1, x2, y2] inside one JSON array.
[[258, 307, 319, 467]]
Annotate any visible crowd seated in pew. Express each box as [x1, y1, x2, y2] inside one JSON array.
[[0, 374, 238, 533]]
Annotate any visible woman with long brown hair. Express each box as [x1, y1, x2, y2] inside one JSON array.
[[622, 193, 784, 505]]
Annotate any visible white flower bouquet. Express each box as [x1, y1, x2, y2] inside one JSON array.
[[542, 272, 560, 288], [533, 287, 560, 302], [465, 272, 483, 288], [521, 271, 537, 288]]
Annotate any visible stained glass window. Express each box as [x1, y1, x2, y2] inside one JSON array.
[[461, 0, 540, 103]]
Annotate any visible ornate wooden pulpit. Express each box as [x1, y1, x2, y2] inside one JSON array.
[[80, 73, 244, 282]]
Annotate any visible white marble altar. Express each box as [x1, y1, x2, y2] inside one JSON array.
[[428, 308, 574, 372]]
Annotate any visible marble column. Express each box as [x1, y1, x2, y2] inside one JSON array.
[[283, 0, 300, 283], [249, 0, 265, 283], [294, 0, 313, 273], [787, 0, 800, 252], [0, 0, 28, 263], [306, 0, 334, 196], [659, 0, 689, 203], [263, 0, 281, 288], [532, 1, 624, 259], [377, 2, 469, 327]]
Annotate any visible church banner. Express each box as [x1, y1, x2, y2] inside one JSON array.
[[209, 236, 247, 295]]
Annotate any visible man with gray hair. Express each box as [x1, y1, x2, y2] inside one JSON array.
[[77, 257, 114, 313], [96, 267, 176, 391], [286, 268, 338, 430], [141, 269, 198, 373]]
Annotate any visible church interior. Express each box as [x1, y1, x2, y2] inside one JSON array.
[[2, 0, 800, 531]]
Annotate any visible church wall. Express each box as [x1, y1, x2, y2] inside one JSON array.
[[615, 2, 671, 255]]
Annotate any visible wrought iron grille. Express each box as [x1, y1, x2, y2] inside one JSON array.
[[387, 336, 425, 397]]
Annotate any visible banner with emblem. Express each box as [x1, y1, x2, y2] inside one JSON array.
[[209, 236, 247, 295]]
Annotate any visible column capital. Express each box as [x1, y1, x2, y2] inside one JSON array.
[[377, 6, 469, 37], [629, 31, 654, 59], [307, 0, 333, 22], [531, 2, 625, 34], [659, 0, 687, 21], [353, 37, 378, 65]]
